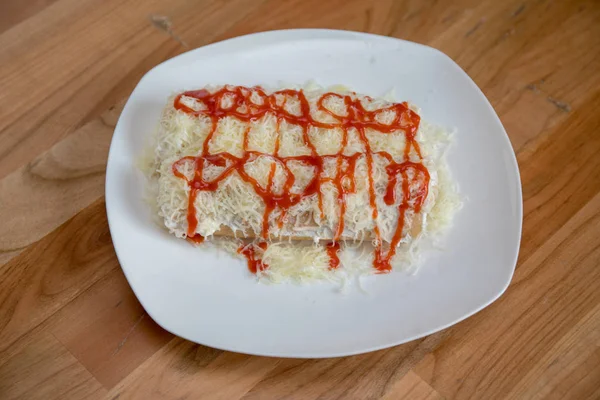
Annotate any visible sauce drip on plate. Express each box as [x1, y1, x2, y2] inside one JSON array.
[[326, 242, 341, 270]]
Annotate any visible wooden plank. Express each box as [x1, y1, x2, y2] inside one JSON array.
[[0, 331, 106, 400], [105, 338, 280, 399], [103, 329, 446, 399], [518, 93, 600, 261], [413, 190, 600, 398], [0, 199, 118, 353], [0, 0, 60, 33], [504, 304, 600, 399], [381, 371, 442, 400], [0, 0, 171, 179], [0, 102, 122, 265], [0, 0, 267, 179], [49, 268, 173, 389]]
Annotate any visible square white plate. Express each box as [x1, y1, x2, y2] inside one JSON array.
[[106, 29, 522, 357]]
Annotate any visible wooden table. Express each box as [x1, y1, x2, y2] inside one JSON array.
[[1, 0, 599, 399]]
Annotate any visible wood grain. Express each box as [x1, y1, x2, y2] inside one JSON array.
[[0, 0, 599, 399], [0, 332, 106, 400], [49, 267, 174, 388], [413, 191, 600, 399]]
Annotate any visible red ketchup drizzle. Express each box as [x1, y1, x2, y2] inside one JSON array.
[[237, 242, 268, 274], [326, 242, 341, 269], [186, 234, 205, 244], [171, 86, 429, 273]]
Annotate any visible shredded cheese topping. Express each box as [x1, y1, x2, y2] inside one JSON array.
[[142, 83, 461, 283]]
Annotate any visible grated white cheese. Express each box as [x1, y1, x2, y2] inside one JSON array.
[[141, 83, 461, 284]]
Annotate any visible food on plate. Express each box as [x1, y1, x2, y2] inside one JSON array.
[[142, 83, 460, 282]]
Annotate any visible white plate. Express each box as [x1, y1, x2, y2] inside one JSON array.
[[106, 29, 522, 358]]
